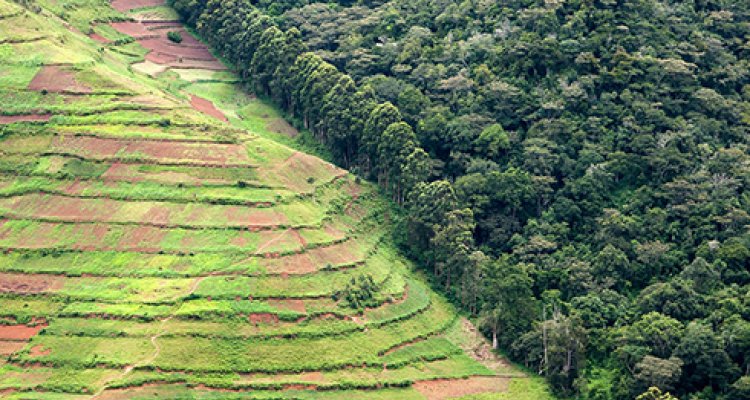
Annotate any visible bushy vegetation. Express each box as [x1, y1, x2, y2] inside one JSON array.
[[169, 0, 750, 398], [332, 274, 379, 309], [166, 30, 182, 43]]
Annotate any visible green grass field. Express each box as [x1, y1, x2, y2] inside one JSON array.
[[0, 0, 550, 398]]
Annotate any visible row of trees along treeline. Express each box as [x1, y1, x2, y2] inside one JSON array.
[[169, 0, 750, 398]]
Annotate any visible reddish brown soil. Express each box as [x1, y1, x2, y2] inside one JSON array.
[[4, 194, 113, 223], [61, 180, 90, 195], [255, 229, 304, 256], [0, 324, 47, 341], [101, 163, 209, 185], [28, 345, 51, 357], [0, 115, 51, 124], [190, 95, 228, 122], [268, 299, 306, 314], [267, 152, 346, 192], [162, 58, 227, 70], [291, 371, 325, 383], [28, 65, 91, 93], [4, 221, 159, 252], [142, 206, 172, 225], [52, 136, 251, 166], [146, 27, 203, 47], [221, 206, 287, 227], [111, 0, 165, 12], [0, 273, 65, 294], [248, 313, 279, 324], [142, 21, 183, 28], [0, 341, 26, 356], [144, 51, 179, 65], [101, 163, 144, 183], [118, 225, 168, 252], [138, 38, 215, 60], [89, 33, 111, 44], [310, 240, 359, 265], [290, 229, 308, 247], [226, 233, 250, 250], [266, 119, 299, 137], [263, 253, 317, 275], [458, 318, 515, 372], [413, 377, 510, 400], [110, 21, 155, 38], [4, 194, 288, 228]]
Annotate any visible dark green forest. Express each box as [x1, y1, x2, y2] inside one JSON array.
[[169, 0, 750, 398]]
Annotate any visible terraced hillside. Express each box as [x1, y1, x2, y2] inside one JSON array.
[[0, 0, 548, 398]]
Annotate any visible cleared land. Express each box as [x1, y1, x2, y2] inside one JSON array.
[[0, 0, 543, 399]]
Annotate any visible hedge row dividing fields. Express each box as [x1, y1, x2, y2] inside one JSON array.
[[0, 0, 534, 398]]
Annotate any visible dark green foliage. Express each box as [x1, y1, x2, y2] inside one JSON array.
[[167, 31, 183, 43], [169, 0, 750, 397], [333, 274, 380, 309]]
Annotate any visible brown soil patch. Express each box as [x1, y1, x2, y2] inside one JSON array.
[[101, 163, 144, 183], [268, 299, 306, 314], [0, 341, 26, 356], [89, 33, 111, 44], [248, 313, 279, 324], [111, 0, 165, 12], [62, 180, 90, 195], [141, 21, 183, 28], [121, 94, 176, 107], [321, 224, 347, 241], [265, 152, 346, 192], [1, 194, 115, 223], [222, 206, 288, 228], [296, 371, 325, 382], [52, 135, 251, 166], [110, 21, 155, 39], [229, 235, 251, 248], [138, 37, 215, 60], [145, 51, 178, 65], [163, 58, 227, 70], [266, 118, 298, 137], [101, 163, 237, 186], [310, 241, 360, 266], [28, 65, 91, 93], [0, 115, 51, 124], [413, 377, 510, 400], [28, 345, 51, 357], [190, 95, 228, 123], [255, 229, 350, 265], [0, 324, 47, 341], [0, 273, 65, 294], [458, 318, 514, 373], [142, 206, 172, 225], [291, 229, 307, 247], [118, 225, 168, 252], [262, 253, 316, 275], [255, 229, 304, 256]]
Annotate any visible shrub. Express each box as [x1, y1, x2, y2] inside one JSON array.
[[167, 31, 183, 43], [333, 274, 380, 309]]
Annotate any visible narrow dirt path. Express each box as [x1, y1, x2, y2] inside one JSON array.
[[91, 276, 205, 398], [90, 315, 172, 398], [255, 228, 293, 255]]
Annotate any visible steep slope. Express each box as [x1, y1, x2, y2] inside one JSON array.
[[0, 0, 548, 399]]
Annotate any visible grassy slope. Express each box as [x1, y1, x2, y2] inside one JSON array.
[[0, 0, 551, 398]]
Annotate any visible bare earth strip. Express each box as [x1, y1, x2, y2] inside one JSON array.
[[413, 376, 511, 400]]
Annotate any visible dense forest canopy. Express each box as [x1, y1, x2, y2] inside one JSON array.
[[170, 0, 750, 398]]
